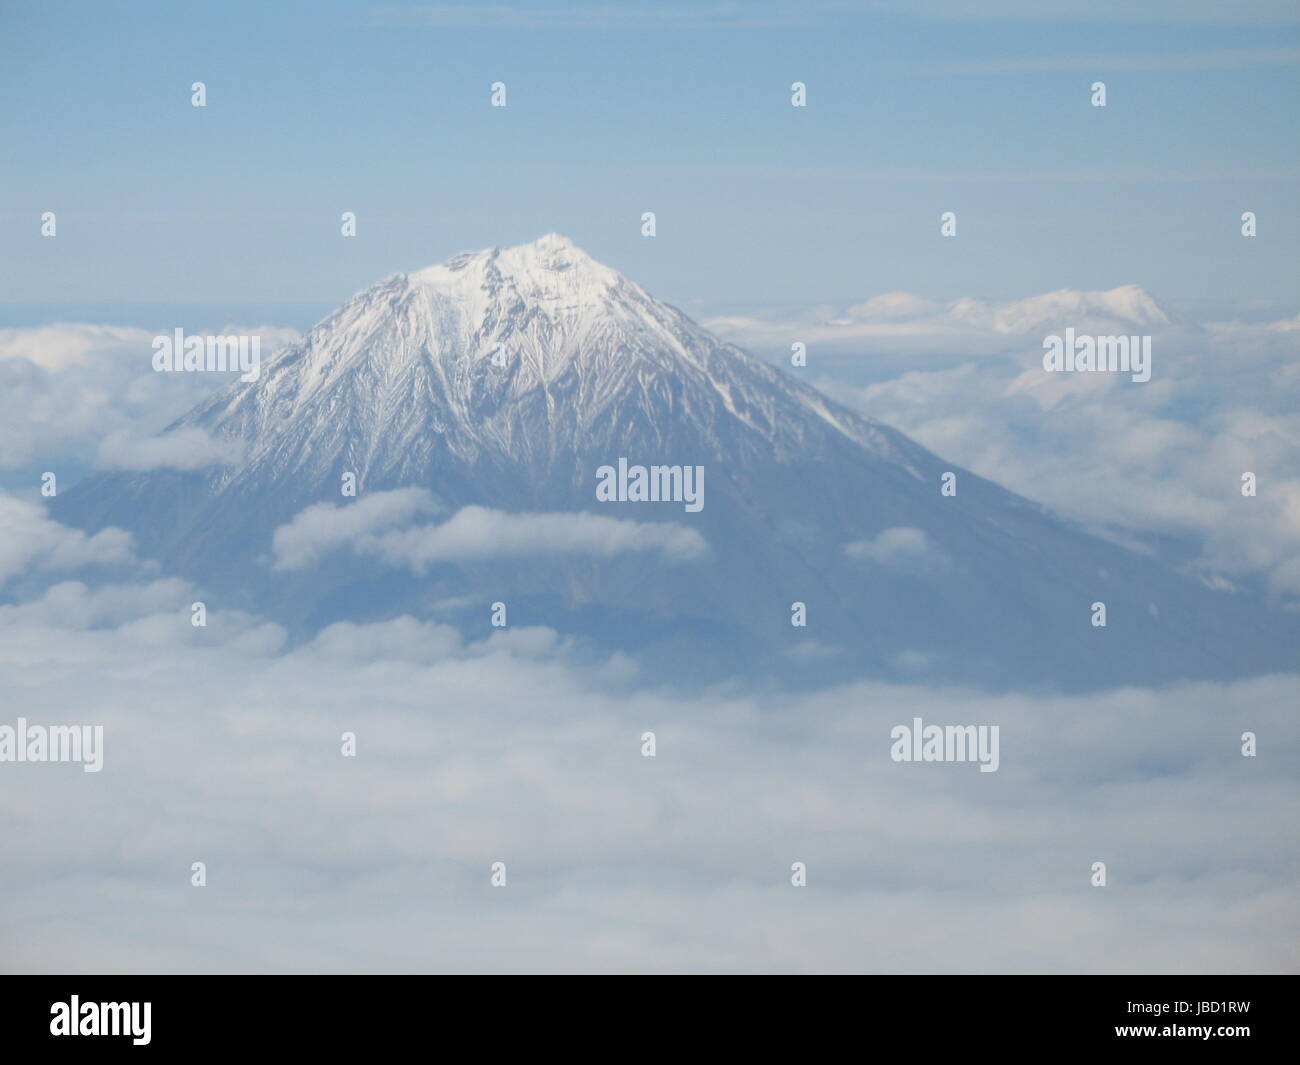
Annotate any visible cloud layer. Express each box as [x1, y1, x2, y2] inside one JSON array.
[[0, 581, 1293, 973]]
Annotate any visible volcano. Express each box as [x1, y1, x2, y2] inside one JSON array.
[[53, 234, 1300, 688]]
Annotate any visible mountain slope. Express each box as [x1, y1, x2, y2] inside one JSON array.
[[54, 235, 1299, 688]]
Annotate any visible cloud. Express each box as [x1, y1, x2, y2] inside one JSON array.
[[0, 494, 134, 590], [364, 505, 709, 570], [371, 3, 811, 30], [0, 582, 1294, 974], [886, 46, 1300, 74], [549, 161, 1300, 186], [823, 317, 1300, 598], [271, 493, 709, 572], [0, 323, 150, 371], [706, 284, 1171, 352], [0, 323, 297, 476], [898, 0, 1300, 25], [372, 1, 1300, 29], [845, 527, 952, 576], [95, 427, 244, 472], [710, 291, 1300, 602], [847, 292, 940, 321], [269, 489, 442, 571], [785, 638, 840, 662], [0, 579, 193, 629]]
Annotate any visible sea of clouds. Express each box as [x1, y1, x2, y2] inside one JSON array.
[[0, 297, 1296, 972]]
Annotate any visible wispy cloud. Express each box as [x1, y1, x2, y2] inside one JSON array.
[[96, 428, 244, 473], [272, 493, 709, 572], [885, 46, 1300, 75], [373, 1, 1300, 30], [845, 527, 952, 576], [880, 0, 1300, 26], [370, 2, 811, 30], [524, 161, 1300, 185]]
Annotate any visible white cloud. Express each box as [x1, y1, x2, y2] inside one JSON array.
[[270, 488, 441, 571], [0, 493, 1289, 972], [0, 578, 193, 629], [364, 505, 709, 570], [0, 323, 297, 474], [846, 292, 940, 321], [0, 323, 151, 371], [303, 615, 464, 664], [845, 527, 951, 575], [821, 315, 1300, 598], [706, 284, 1171, 352], [272, 493, 709, 572], [0, 494, 134, 589], [0, 587, 1294, 973], [96, 427, 244, 472]]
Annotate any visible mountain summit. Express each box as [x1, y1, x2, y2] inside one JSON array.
[[54, 236, 1299, 688], [189, 232, 899, 485]]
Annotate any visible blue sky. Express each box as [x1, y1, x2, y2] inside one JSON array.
[[2, 0, 1298, 324]]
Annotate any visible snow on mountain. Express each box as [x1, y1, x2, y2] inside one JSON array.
[[191, 232, 904, 476], [990, 285, 1171, 334], [52, 236, 1298, 688]]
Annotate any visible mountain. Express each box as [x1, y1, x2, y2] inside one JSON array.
[[53, 235, 1299, 688], [989, 284, 1171, 334]]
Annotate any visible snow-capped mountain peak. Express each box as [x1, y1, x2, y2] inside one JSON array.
[[410, 232, 623, 301], [284, 234, 686, 390], [183, 234, 920, 480], [991, 285, 1170, 334]]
